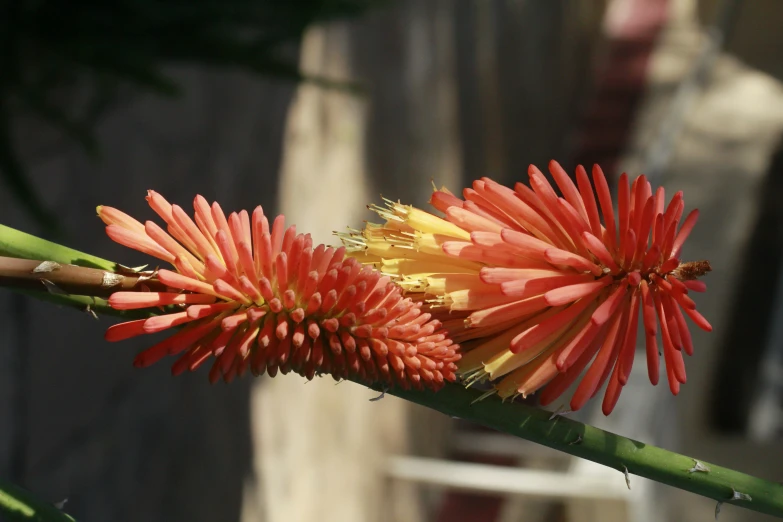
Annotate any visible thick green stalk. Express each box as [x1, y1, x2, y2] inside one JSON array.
[[0, 225, 162, 319], [0, 223, 116, 271], [0, 479, 76, 521], [1, 223, 782, 518], [391, 386, 783, 517]]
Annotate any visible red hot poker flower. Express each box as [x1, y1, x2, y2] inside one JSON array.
[[99, 192, 460, 389], [344, 161, 711, 414]]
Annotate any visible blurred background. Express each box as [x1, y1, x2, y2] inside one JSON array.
[[1, 0, 783, 520]]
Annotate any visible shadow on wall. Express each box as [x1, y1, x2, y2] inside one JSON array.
[[0, 69, 297, 522], [709, 138, 783, 433]]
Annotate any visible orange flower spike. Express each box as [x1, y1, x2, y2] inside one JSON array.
[[99, 194, 459, 390], [347, 160, 711, 414], [96, 205, 146, 235], [575, 165, 603, 239]]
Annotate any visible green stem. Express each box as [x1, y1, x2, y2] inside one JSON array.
[[391, 386, 783, 517], [11, 289, 153, 320], [0, 479, 76, 521], [1, 222, 782, 518], [0, 223, 116, 271], [0, 227, 164, 319]]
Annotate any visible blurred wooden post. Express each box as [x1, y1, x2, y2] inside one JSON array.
[[243, 2, 462, 520]]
